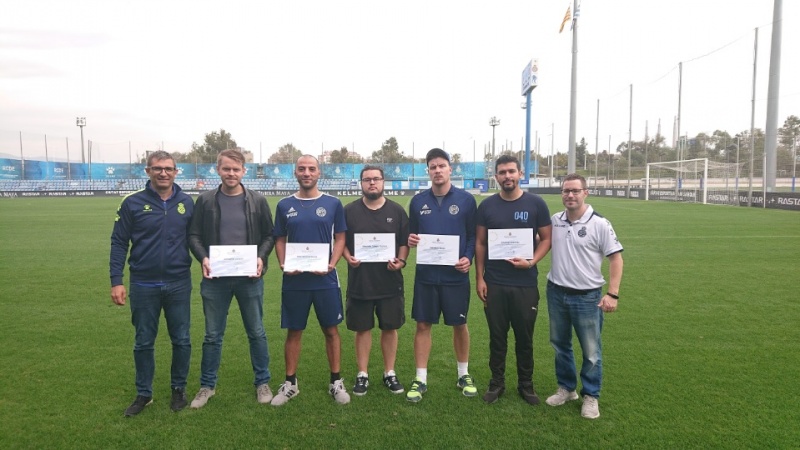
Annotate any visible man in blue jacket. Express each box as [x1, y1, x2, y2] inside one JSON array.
[[110, 150, 194, 417], [406, 148, 478, 402]]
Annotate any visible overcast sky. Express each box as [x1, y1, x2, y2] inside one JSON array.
[[1, 0, 798, 163]]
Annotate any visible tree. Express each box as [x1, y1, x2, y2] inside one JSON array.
[[575, 137, 587, 168], [189, 129, 238, 163], [329, 146, 363, 164], [779, 115, 800, 149], [268, 143, 303, 164], [369, 137, 414, 163], [451, 153, 462, 164]]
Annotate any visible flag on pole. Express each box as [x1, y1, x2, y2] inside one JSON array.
[[571, 1, 581, 31], [559, 5, 571, 33]]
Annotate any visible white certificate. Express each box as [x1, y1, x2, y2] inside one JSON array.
[[284, 243, 329, 272], [487, 228, 534, 260], [209, 245, 258, 277], [354, 233, 396, 262], [416, 234, 460, 266]]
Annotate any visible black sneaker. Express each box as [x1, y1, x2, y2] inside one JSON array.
[[482, 383, 505, 404], [383, 374, 404, 394], [518, 385, 541, 406], [170, 387, 188, 412], [353, 376, 369, 396], [124, 395, 153, 417]]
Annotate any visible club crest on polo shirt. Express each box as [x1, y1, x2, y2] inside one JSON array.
[[449, 205, 459, 215], [578, 226, 587, 238], [316, 207, 327, 217]]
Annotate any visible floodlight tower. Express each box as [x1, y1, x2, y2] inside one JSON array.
[[76, 117, 86, 164], [489, 117, 500, 157]]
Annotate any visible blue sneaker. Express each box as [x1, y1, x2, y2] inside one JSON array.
[[406, 378, 427, 403], [457, 374, 478, 397]]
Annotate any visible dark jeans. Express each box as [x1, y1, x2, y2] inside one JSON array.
[[483, 283, 539, 387], [129, 277, 192, 397]]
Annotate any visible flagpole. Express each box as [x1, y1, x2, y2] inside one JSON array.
[[567, 0, 579, 174]]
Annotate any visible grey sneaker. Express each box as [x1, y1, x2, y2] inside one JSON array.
[[256, 384, 273, 404], [270, 381, 299, 406], [581, 395, 600, 419], [546, 387, 579, 406], [330, 379, 351, 404], [190, 387, 215, 409], [124, 395, 152, 417]]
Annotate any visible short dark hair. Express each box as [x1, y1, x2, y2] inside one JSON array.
[[563, 173, 587, 188], [147, 150, 175, 168], [425, 148, 450, 165], [495, 154, 520, 172], [360, 165, 384, 179]]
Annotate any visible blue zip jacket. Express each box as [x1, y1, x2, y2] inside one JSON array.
[[110, 181, 194, 286], [408, 185, 477, 285]]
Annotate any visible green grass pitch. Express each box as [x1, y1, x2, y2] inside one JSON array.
[[0, 195, 798, 449]]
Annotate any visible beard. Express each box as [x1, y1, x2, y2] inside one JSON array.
[[363, 191, 383, 200], [501, 181, 517, 192]]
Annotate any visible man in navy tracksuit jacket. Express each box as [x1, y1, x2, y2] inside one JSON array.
[[405, 148, 478, 402], [110, 150, 194, 417]]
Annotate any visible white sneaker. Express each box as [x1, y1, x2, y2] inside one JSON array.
[[581, 395, 600, 419], [256, 384, 273, 404], [190, 387, 215, 409], [546, 387, 579, 406], [270, 381, 299, 406], [329, 379, 351, 405]]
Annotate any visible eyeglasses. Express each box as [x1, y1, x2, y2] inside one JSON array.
[[561, 189, 585, 195], [148, 166, 176, 174], [361, 177, 384, 184]]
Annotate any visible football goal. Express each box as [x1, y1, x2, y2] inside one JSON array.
[[645, 158, 742, 205]]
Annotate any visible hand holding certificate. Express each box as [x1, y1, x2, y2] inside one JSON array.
[[354, 233, 395, 262], [284, 243, 329, 272], [415, 234, 459, 266], [487, 228, 534, 260], [209, 245, 258, 277]]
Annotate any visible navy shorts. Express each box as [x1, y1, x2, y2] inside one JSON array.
[[346, 294, 405, 332], [412, 282, 471, 326], [281, 288, 343, 330]]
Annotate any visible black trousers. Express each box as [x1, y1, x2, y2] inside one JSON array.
[[483, 283, 540, 387]]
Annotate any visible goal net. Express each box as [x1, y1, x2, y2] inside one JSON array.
[[645, 158, 742, 205]]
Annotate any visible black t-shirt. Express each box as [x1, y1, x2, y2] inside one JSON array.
[[344, 198, 410, 300], [476, 191, 551, 287]]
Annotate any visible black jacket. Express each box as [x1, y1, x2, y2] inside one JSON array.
[[188, 185, 275, 274]]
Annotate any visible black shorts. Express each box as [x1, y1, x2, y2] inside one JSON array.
[[345, 294, 405, 332]]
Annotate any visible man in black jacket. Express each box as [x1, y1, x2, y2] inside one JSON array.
[[188, 148, 276, 408]]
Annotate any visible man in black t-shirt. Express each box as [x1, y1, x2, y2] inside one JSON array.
[[343, 165, 410, 396], [475, 155, 552, 405]]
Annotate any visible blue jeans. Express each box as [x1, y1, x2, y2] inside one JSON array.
[[199, 277, 270, 388], [546, 282, 604, 398], [129, 277, 192, 397]]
